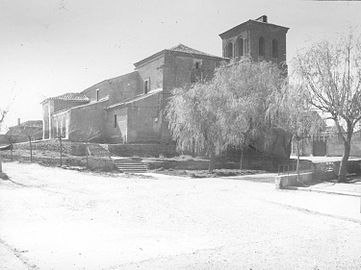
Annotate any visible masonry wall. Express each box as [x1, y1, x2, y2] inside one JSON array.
[[221, 29, 250, 58], [327, 132, 361, 156], [161, 52, 224, 142], [68, 101, 108, 142], [249, 23, 287, 64], [127, 93, 162, 143], [105, 107, 128, 144], [53, 99, 88, 113], [51, 111, 70, 139], [136, 56, 164, 92], [42, 102, 51, 139], [81, 71, 142, 104]]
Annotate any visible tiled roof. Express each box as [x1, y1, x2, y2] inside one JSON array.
[[46, 92, 90, 102], [168, 44, 217, 58], [134, 44, 225, 67], [107, 88, 163, 110]]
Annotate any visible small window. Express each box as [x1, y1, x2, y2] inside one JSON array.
[[259, 37, 265, 57], [96, 89, 100, 101], [193, 59, 202, 69], [144, 78, 150, 94], [272, 39, 278, 58], [226, 42, 233, 58], [114, 114, 117, 128], [237, 38, 244, 57]]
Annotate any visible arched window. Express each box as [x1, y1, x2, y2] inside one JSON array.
[[259, 37, 265, 57], [272, 39, 278, 58], [236, 38, 244, 57], [226, 42, 233, 58]]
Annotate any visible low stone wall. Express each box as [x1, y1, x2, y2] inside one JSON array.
[[275, 172, 313, 189], [108, 143, 177, 157], [146, 159, 240, 170], [312, 159, 361, 181], [1, 152, 117, 172], [13, 140, 73, 154], [87, 157, 117, 171]]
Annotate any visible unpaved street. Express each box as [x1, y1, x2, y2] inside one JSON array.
[[1, 162, 361, 269]]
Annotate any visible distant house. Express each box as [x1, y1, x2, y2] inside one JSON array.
[[6, 120, 43, 143]]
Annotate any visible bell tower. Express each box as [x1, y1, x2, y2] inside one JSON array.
[[219, 15, 289, 65]]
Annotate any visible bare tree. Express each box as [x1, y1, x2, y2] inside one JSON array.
[[295, 32, 361, 182], [0, 108, 9, 174]]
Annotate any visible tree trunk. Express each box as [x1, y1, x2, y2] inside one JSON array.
[[338, 140, 351, 182], [296, 139, 300, 182], [0, 153, 2, 173], [208, 152, 215, 173], [239, 149, 244, 170]]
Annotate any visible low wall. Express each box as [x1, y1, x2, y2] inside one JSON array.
[[108, 143, 177, 157], [146, 159, 240, 170], [1, 152, 117, 172], [275, 171, 313, 189], [13, 140, 73, 154]]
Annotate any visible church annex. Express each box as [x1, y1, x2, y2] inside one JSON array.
[[41, 15, 288, 144]]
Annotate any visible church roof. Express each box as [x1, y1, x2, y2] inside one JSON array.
[[219, 19, 289, 39], [168, 44, 216, 57], [107, 88, 163, 110], [42, 92, 90, 104], [134, 44, 225, 67]]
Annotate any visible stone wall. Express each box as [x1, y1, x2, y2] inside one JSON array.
[[81, 71, 142, 104], [127, 93, 162, 143], [249, 23, 287, 64], [136, 56, 164, 92], [13, 139, 73, 154], [106, 107, 128, 144], [68, 101, 108, 142], [53, 99, 88, 113], [108, 143, 177, 157], [275, 172, 313, 189]]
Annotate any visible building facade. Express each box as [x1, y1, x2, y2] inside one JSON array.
[[41, 15, 288, 144]]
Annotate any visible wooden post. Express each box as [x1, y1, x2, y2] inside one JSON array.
[[59, 136, 63, 167], [29, 136, 33, 162], [86, 143, 89, 169], [0, 152, 2, 173]]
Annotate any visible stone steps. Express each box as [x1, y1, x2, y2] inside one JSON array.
[[113, 159, 148, 173]]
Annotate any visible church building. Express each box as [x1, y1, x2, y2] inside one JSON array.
[[41, 15, 288, 144]]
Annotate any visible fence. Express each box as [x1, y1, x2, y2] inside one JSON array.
[[0, 138, 117, 172]]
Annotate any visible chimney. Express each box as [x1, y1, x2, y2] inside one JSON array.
[[17, 118, 21, 126], [255, 15, 268, 23]]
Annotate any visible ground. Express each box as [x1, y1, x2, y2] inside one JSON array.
[[1, 162, 361, 269]]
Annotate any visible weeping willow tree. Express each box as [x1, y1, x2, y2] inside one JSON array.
[[166, 81, 225, 172], [166, 58, 288, 172]]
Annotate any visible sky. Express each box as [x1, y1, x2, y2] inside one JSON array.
[[0, 0, 360, 131]]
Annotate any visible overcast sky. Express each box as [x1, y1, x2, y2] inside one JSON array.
[[0, 0, 360, 130]]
